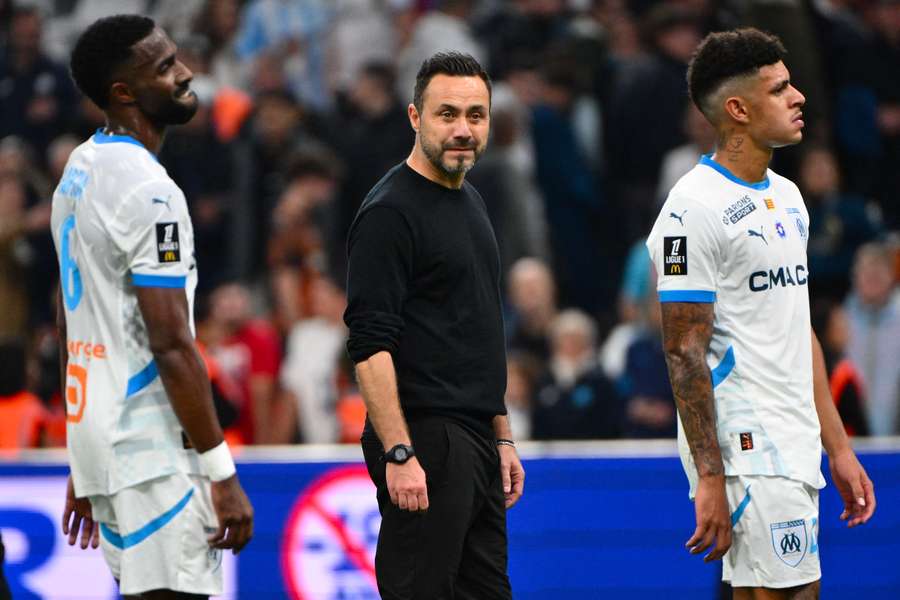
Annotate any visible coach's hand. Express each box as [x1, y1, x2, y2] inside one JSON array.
[[387, 457, 428, 512], [62, 475, 99, 549], [499, 444, 524, 508], [686, 474, 731, 562], [829, 448, 875, 528], [209, 475, 254, 554]]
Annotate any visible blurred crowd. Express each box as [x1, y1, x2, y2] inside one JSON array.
[[1, 0, 899, 449]]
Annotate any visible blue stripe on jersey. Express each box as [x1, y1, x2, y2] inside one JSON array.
[[711, 346, 736, 389], [92, 129, 159, 162], [731, 485, 752, 527], [658, 290, 716, 303], [100, 488, 194, 550], [132, 274, 186, 288], [699, 154, 770, 190], [126, 361, 159, 398]]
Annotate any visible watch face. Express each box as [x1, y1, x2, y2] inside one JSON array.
[[395, 447, 408, 461]]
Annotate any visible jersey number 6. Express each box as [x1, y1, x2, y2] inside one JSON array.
[[59, 215, 83, 311]]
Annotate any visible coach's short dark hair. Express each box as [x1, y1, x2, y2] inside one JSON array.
[[70, 14, 156, 108], [687, 28, 786, 119], [413, 52, 491, 112]]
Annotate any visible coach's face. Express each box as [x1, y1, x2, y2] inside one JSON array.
[[126, 28, 198, 126], [411, 74, 490, 177]]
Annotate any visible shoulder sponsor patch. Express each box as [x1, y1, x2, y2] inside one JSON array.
[[722, 195, 757, 225], [663, 236, 687, 275], [156, 222, 181, 263]]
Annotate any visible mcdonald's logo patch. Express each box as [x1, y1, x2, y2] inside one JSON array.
[[156, 222, 180, 263], [663, 236, 687, 276]]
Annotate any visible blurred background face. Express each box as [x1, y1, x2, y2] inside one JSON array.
[[0, 176, 25, 219], [416, 74, 490, 177], [552, 329, 592, 363], [826, 306, 850, 353], [210, 283, 252, 329], [509, 261, 555, 318], [854, 254, 895, 306], [800, 148, 840, 197], [10, 10, 41, 58]]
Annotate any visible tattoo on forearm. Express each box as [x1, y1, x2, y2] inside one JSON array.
[[661, 302, 723, 477]]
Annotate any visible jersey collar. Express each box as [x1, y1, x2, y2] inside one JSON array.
[[92, 128, 159, 162], [698, 154, 770, 190]]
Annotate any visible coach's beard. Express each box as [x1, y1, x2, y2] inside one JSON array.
[[422, 138, 482, 176]]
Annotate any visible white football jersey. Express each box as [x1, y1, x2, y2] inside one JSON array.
[[647, 155, 825, 496], [51, 130, 200, 497]]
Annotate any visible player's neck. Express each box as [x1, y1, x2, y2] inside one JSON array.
[[406, 147, 466, 190], [711, 128, 772, 184], [103, 114, 166, 155]]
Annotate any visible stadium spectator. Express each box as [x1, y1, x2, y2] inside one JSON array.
[[466, 84, 549, 273], [395, 0, 484, 102], [505, 257, 557, 363], [532, 309, 622, 440], [0, 337, 44, 449], [192, 0, 245, 90], [801, 145, 882, 300], [160, 76, 237, 292], [606, 5, 700, 243], [844, 243, 900, 436], [0, 174, 32, 337], [208, 282, 282, 444], [279, 276, 347, 444], [268, 145, 342, 331], [234, 0, 333, 110], [656, 104, 716, 204], [326, 61, 412, 281], [833, 0, 900, 229], [0, 6, 77, 164], [620, 290, 676, 438], [505, 351, 540, 441], [812, 299, 869, 437], [531, 58, 607, 313]]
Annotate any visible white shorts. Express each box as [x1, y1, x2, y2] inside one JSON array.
[[723, 475, 821, 589], [90, 472, 223, 596]]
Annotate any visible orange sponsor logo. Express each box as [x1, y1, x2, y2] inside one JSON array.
[[66, 363, 88, 423], [67, 339, 107, 359]]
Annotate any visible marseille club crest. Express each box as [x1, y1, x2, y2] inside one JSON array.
[[770, 519, 808, 567]]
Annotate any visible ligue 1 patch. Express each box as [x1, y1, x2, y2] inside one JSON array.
[[722, 195, 757, 225], [739, 432, 754, 451], [156, 222, 181, 263], [663, 236, 687, 275], [770, 519, 808, 567]]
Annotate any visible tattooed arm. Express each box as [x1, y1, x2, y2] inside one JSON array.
[[660, 301, 731, 562]]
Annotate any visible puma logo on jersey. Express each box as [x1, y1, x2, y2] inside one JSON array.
[[669, 210, 687, 226], [151, 197, 171, 210], [748, 227, 767, 245]]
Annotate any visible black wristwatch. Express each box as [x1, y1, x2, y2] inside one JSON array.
[[381, 444, 415, 464]]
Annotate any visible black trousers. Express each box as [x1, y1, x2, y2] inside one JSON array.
[[362, 416, 512, 600]]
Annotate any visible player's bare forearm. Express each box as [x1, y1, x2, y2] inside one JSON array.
[[660, 301, 723, 477], [811, 331, 852, 457], [136, 286, 224, 453], [354, 350, 411, 449], [492, 414, 513, 440]]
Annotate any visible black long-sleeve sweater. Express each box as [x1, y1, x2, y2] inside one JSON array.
[[344, 162, 507, 435]]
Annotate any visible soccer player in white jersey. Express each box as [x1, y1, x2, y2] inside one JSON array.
[[648, 29, 875, 599], [52, 15, 252, 599]]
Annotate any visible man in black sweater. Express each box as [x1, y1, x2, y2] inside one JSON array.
[[344, 52, 524, 599]]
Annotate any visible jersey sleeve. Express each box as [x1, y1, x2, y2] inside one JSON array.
[[108, 179, 193, 288], [646, 196, 721, 303]]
